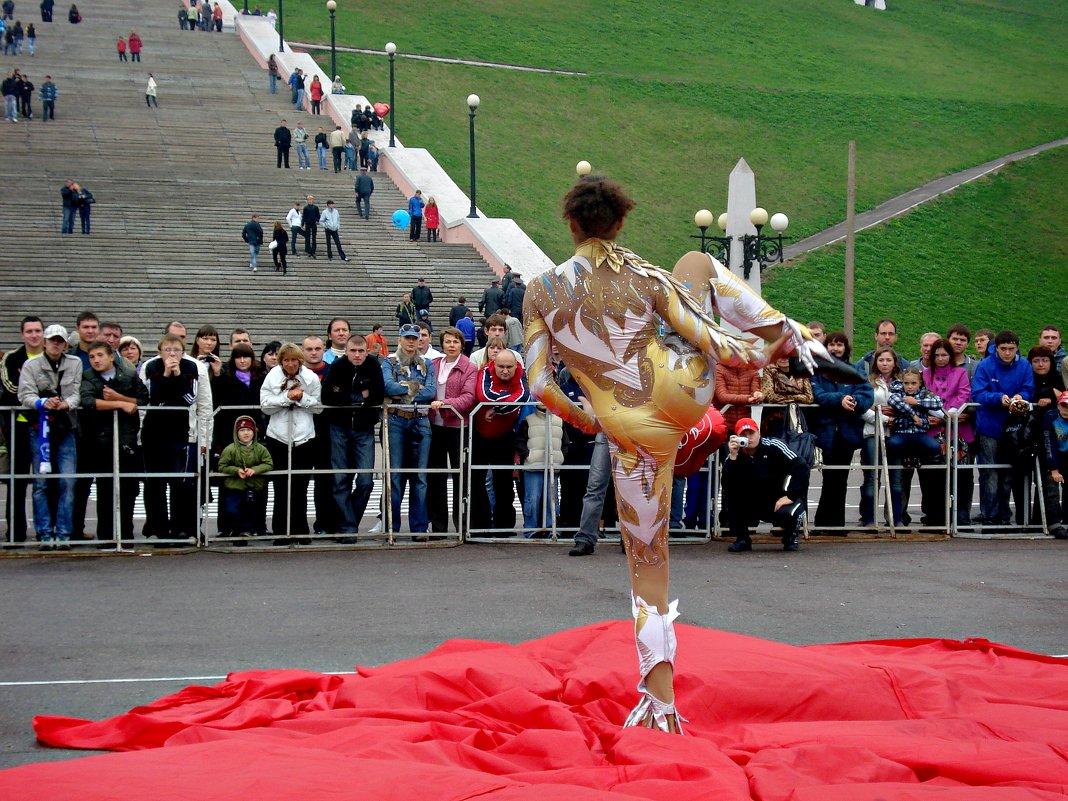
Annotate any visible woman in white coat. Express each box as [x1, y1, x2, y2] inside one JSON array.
[[260, 342, 322, 541]]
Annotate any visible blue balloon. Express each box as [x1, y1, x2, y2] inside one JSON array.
[[392, 210, 411, 229]]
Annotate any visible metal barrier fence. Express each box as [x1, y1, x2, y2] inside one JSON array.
[[0, 397, 1058, 552]]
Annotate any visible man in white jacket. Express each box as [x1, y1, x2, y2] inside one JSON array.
[[260, 341, 322, 542]]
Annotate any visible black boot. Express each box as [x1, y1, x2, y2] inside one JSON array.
[[782, 517, 803, 552]]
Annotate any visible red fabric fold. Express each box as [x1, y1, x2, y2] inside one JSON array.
[[4, 623, 1067, 800]]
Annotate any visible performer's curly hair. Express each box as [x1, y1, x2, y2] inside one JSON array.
[[562, 176, 636, 239]]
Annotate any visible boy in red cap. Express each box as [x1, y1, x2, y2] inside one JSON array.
[[722, 416, 810, 552]]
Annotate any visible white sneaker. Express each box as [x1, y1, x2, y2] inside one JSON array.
[[368, 520, 383, 534]]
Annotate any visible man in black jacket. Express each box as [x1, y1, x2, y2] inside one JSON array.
[[322, 335, 384, 538], [273, 118, 291, 169], [503, 274, 525, 319], [241, 214, 263, 272], [478, 278, 502, 317], [448, 297, 469, 327], [301, 195, 320, 258], [1, 316, 44, 545], [80, 341, 149, 543], [411, 277, 433, 313], [722, 417, 810, 552]]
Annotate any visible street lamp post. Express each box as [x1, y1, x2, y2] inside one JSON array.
[[385, 42, 396, 147], [467, 94, 480, 218], [326, 0, 337, 82], [277, 0, 284, 53], [691, 209, 731, 264], [691, 207, 788, 279]]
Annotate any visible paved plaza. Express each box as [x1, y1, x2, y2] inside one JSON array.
[[1, 538, 1064, 769]]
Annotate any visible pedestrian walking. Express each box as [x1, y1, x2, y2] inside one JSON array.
[[242, 213, 264, 272], [145, 72, 157, 108]]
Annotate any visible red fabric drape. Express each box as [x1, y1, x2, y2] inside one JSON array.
[[5, 624, 1068, 800]]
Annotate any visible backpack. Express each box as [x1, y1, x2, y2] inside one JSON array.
[[781, 403, 822, 470]]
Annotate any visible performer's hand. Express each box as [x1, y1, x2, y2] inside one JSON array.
[[1053, 470, 1063, 484], [774, 495, 792, 512], [781, 318, 832, 376]]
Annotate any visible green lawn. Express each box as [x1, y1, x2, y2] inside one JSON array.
[[271, 0, 1068, 336], [762, 147, 1068, 356]]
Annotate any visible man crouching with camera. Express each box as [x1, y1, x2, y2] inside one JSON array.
[[723, 417, 809, 553]]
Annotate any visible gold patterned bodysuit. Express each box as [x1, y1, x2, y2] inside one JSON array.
[[523, 238, 804, 731]]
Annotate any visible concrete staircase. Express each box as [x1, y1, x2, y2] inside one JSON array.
[[0, 0, 493, 347]]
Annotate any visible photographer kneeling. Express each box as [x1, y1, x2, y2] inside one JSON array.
[[723, 417, 810, 553]]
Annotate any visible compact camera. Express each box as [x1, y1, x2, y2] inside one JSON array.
[[731, 434, 750, 448]]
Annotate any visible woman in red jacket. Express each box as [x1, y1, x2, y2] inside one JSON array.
[[426, 327, 478, 535], [127, 30, 142, 61], [424, 196, 440, 242], [309, 76, 324, 115]]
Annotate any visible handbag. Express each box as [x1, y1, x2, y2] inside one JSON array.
[[781, 403, 822, 470]]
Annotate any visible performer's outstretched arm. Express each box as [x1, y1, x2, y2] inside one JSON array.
[[524, 304, 599, 434]]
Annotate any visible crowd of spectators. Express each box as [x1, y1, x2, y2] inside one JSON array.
[[1, 307, 1066, 551]]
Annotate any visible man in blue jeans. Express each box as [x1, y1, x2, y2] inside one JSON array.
[[972, 329, 1034, 525], [17, 324, 82, 549], [60, 179, 77, 234], [381, 324, 436, 536], [323, 335, 384, 539]]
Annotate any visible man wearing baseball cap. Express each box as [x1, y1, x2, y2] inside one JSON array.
[[1039, 390, 1068, 539], [380, 322, 437, 537], [16, 324, 82, 549], [721, 416, 810, 552]]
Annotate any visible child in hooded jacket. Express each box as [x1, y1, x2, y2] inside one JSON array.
[[217, 415, 272, 540]]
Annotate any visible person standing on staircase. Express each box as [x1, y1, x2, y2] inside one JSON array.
[[354, 166, 373, 219], [407, 190, 425, 242], [411, 277, 433, 316], [301, 195, 320, 258], [328, 125, 345, 173], [293, 122, 309, 170], [145, 73, 157, 109], [40, 0, 54, 22], [38, 74, 56, 121], [128, 30, 142, 62], [116, 36, 127, 62], [321, 200, 349, 262], [242, 213, 264, 272], [286, 201, 303, 255], [273, 118, 291, 169]]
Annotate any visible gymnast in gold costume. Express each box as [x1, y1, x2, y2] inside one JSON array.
[[523, 176, 830, 733]]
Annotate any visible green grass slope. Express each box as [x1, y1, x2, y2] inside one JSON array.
[[762, 146, 1068, 355], [272, 0, 1068, 313]]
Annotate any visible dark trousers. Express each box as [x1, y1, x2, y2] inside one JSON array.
[[88, 444, 143, 541], [409, 216, 422, 241], [289, 225, 303, 254], [272, 245, 287, 273], [276, 146, 290, 168], [72, 436, 92, 539], [3, 422, 31, 543], [304, 223, 318, 255], [558, 429, 593, 528], [311, 427, 337, 534], [324, 228, 346, 260], [332, 146, 343, 172], [427, 424, 463, 533], [728, 497, 805, 541], [470, 431, 516, 533], [265, 437, 313, 536], [219, 486, 268, 536], [813, 439, 856, 528], [42, 99, 54, 120], [143, 442, 197, 538], [119, 51, 127, 61]]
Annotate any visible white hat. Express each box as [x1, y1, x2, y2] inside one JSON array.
[[43, 324, 69, 341]]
